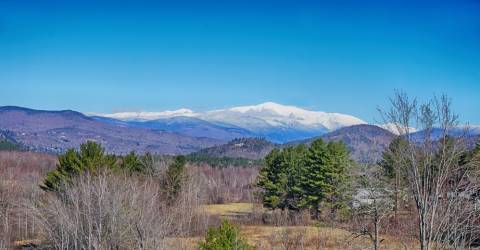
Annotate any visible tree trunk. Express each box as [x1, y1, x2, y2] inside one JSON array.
[[394, 172, 399, 219], [373, 200, 380, 250], [419, 210, 430, 250], [374, 218, 380, 250]]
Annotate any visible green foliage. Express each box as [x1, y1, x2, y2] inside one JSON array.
[[199, 220, 254, 250], [139, 152, 156, 174], [121, 151, 144, 173], [186, 154, 262, 168], [163, 155, 187, 201], [256, 145, 306, 210], [378, 137, 407, 179], [299, 140, 351, 214], [257, 139, 351, 215], [0, 139, 22, 151], [41, 141, 116, 192]]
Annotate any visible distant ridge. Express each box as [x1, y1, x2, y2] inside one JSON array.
[[0, 106, 221, 155], [193, 125, 396, 163], [93, 115, 255, 141], [1, 106, 478, 161], [295, 124, 396, 163], [189, 138, 276, 160], [93, 102, 367, 143]]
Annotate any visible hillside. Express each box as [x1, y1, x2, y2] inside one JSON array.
[[189, 138, 276, 160], [288, 124, 395, 163], [0, 131, 23, 151], [94, 116, 255, 141], [0, 106, 221, 155], [193, 125, 396, 163]]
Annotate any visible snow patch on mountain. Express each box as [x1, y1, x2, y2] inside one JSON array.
[[91, 102, 368, 142], [378, 123, 418, 135], [202, 102, 366, 131], [91, 109, 195, 121]]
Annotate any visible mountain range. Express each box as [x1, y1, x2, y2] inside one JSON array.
[[0, 106, 220, 155], [93, 102, 367, 143], [0, 104, 478, 162]]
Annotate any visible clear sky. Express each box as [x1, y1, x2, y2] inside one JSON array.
[[1, 0, 479, 123]]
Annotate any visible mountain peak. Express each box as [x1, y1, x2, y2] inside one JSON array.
[[89, 102, 367, 142], [92, 108, 195, 121], [229, 102, 305, 115]]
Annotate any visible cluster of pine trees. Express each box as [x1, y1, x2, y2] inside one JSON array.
[[41, 141, 186, 200], [257, 139, 351, 217]]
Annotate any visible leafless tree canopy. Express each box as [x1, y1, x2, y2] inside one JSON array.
[[28, 168, 208, 250], [380, 91, 480, 250]]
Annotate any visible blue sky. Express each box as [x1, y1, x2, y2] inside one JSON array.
[[1, 0, 479, 123]]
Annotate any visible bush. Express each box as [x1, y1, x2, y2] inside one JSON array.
[[199, 220, 254, 250]]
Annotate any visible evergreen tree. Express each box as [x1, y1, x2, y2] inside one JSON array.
[[298, 139, 332, 215], [256, 145, 305, 210], [77, 141, 116, 171], [378, 137, 408, 217], [163, 155, 187, 201], [257, 148, 285, 209], [257, 139, 351, 216], [325, 141, 351, 210], [199, 220, 254, 250], [121, 151, 144, 173], [284, 144, 308, 210], [378, 137, 408, 177], [41, 141, 116, 192], [140, 152, 156, 175]]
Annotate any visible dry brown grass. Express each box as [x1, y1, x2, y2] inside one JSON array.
[[167, 224, 418, 250], [201, 203, 256, 216], [181, 203, 418, 250]]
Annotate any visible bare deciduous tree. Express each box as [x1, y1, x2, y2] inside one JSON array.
[[380, 91, 480, 250], [29, 169, 208, 250], [353, 165, 393, 250]]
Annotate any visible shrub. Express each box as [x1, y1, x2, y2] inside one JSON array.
[[199, 220, 254, 250]]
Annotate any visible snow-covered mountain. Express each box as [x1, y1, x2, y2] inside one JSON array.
[[92, 102, 367, 143], [378, 123, 418, 135], [94, 108, 196, 121], [202, 102, 366, 131]]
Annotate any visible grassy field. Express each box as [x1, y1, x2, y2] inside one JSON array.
[[12, 203, 417, 249], [201, 202, 256, 217], [168, 203, 417, 250]]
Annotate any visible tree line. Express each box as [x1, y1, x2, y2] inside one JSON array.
[[41, 141, 187, 202]]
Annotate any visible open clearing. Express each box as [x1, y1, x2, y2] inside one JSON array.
[[168, 203, 417, 250]]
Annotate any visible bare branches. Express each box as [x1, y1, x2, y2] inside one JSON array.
[[27, 168, 208, 250], [352, 165, 394, 250], [380, 91, 479, 250]]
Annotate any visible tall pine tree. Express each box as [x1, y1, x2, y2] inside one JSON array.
[[257, 139, 351, 217], [41, 141, 116, 192]]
